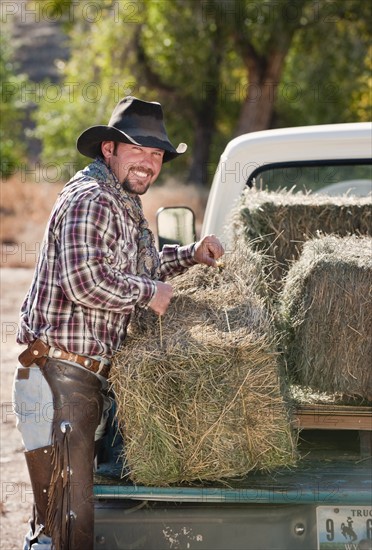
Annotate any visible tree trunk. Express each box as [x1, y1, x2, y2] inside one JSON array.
[[234, 50, 287, 136], [187, 83, 219, 187]]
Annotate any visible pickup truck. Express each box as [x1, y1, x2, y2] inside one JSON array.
[[93, 122, 372, 550]]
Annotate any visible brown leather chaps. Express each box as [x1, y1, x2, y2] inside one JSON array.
[[41, 359, 103, 550], [24, 445, 53, 544]]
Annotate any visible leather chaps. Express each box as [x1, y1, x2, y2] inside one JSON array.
[[24, 445, 53, 545], [41, 359, 104, 550]]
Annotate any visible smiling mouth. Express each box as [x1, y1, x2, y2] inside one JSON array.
[[129, 167, 153, 180]]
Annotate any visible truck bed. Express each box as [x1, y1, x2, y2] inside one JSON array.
[[95, 460, 371, 506], [92, 406, 371, 549], [94, 427, 371, 505], [93, 449, 371, 550]]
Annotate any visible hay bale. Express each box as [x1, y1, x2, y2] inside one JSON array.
[[111, 242, 297, 486], [233, 188, 372, 283], [279, 235, 372, 400], [289, 384, 361, 406]]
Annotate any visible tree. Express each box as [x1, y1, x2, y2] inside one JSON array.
[[276, 0, 372, 126], [33, 0, 238, 185], [138, 0, 229, 184], [210, 0, 371, 136], [215, 0, 311, 135], [139, 0, 371, 180], [33, 1, 140, 178], [30, 0, 371, 186], [0, 28, 28, 178]]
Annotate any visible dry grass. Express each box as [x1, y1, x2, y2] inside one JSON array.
[[288, 384, 366, 405], [279, 235, 372, 400], [111, 241, 297, 486], [234, 188, 372, 285], [0, 176, 63, 268]]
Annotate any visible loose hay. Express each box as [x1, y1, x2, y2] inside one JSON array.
[[279, 235, 372, 400], [233, 188, 372, 283], [111, 242, 297, 486]]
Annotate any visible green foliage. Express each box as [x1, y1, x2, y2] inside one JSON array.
[[33, 1, 140, 179], [140, 0, 245, 176], [276, 1, 372, 126], [0, 29, 28, 178], [349, 44, 372, 122], [141, 0, 222, 97], [31, 0, 371, 185]]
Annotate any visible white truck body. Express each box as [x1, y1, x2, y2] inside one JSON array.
[[202, 122, 372, 245]]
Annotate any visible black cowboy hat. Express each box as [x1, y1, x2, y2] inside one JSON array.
[[76, 96, 187, 163]]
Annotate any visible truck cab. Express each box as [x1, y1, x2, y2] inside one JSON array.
[[94, 122, 372, 550]]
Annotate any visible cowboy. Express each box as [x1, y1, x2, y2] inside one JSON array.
[[13, 96, 224, 550]]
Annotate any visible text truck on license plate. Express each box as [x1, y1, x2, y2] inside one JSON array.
[[317, 506, 372, 549]]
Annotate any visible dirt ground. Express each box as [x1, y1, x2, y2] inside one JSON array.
[[0, 178, 207, 548], [0, 268, 35, 549]]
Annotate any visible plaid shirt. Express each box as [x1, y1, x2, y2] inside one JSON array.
[[17, 159, 197, 358]]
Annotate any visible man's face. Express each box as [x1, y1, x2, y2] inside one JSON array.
[[104, 142, 164, 195]]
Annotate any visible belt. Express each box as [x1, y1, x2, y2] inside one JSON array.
[[18, 338, 111, 379]]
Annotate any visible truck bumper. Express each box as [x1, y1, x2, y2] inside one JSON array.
[[94, 501, 317, 549]]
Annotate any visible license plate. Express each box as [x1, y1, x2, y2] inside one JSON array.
[[317, 506, 372, 549]]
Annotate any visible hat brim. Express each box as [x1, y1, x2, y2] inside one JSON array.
[[76, 125, 186, 163]]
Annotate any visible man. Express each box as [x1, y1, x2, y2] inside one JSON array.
[[13, 96, 224, 550]]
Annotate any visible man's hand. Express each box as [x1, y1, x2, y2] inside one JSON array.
[[193, 234, 225, 268], [148, 281, 173, 315]]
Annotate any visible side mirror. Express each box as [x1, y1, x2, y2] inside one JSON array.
[[156, 206, 196, 249]]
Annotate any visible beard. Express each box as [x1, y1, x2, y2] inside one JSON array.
[[121, 166, 154, 195], [121, 178, 150, 195]]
